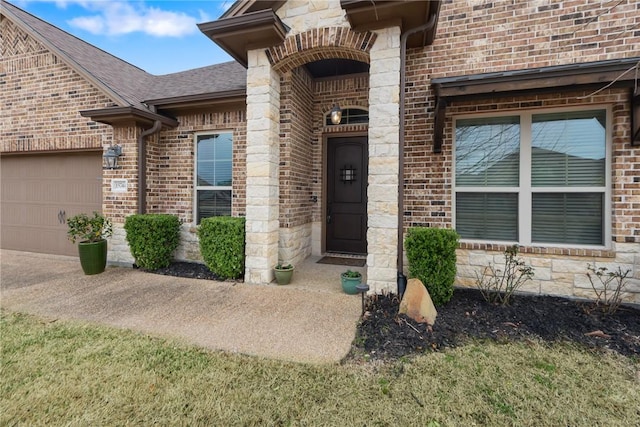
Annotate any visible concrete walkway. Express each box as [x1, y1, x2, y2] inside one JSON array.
[[0, 250, 362, 364]]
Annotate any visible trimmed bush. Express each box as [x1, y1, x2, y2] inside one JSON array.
[[198, 216, 245, 280], [124, 214, 180, 270], [405, 227, 460, 306]]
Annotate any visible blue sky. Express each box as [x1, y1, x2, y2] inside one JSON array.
[[13, 0, 235, 75]]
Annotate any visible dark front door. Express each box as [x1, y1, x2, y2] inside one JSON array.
[[326, 137, 368, 254]]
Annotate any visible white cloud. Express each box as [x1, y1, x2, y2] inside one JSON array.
[[63, 1, 201, 37]]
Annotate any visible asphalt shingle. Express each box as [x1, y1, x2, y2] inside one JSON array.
[[2, 0, 247, 111]]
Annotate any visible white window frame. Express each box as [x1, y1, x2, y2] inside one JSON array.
[[452, 105, 612, 249], [193, 131, 233, 224]]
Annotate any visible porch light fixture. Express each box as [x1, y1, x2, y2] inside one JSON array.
[[340, 164, 356, 183], [330, 104, 342, 125], [103, 144, 122, 169]]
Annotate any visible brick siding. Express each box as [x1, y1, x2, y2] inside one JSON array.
[[148, 109, 247, 223], [1, 17, 114, 154], [403, 0, 639, 245]]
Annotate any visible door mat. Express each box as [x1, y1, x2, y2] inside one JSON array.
[[317, 256, 366, 267]]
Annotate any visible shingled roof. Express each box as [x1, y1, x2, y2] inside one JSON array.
[[1, 0, 247, 114], [146, 62, 246, 102]]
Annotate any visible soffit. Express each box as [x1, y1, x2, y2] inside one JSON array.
[[431, 57, 640, 152], [340, 0, 441, 47], [221, 0, 286, 19], [200, 0, 441, 68], [79, 107, 179, 128], [146, 90, 247, 115], [432, 57, 640, 98], [198, 9, 289, 67]]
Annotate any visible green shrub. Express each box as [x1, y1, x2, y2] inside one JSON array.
[[198, 216, 245, 280], [124, 214, 180, 270], [405, 227, 460, 306]]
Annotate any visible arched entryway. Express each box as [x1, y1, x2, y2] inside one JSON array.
[[267, 27, 373, 268], [244, 25, 402, 292]]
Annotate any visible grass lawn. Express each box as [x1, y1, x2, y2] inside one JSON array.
[[1, 310, 638, 426]]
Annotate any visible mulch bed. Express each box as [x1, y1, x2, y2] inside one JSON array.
[[353, 288, 640, 360], [144, 261, 224, 281], [147, 262, 639, 360]]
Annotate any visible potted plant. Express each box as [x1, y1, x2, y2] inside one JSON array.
[[67, 211, 113, 275], [341, 269, 362, 294], [274, 262, 294, 285]]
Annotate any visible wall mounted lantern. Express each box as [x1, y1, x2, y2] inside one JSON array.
[[330, 104, 342, 125], [103, 144, 122, 169], [340, 164, 356, 183]]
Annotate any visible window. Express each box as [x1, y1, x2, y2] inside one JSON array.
[[325, 108, 369, 126], [195, 132, 232, 223], [454, 109, 609, 247]]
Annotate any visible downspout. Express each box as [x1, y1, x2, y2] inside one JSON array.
[[138, 120, 162, 214], [397, 12, 438, 297]]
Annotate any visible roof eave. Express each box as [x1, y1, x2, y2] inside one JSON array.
[[145, 90, 247, 110], [340, 0, 441, 47], [198, 9, 289, 68], [432, 57, 640, 98], [220, 0, 286, 19], [79, 107, 178, 128], [430, 57, 640, 152]]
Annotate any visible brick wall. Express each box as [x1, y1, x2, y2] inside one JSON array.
[[402, 0, 640, 242], [279, 67, 314, 229], [149, 108, 247, 223], [1, 17, 114, 154], [429, 0, 640, 76], [102, 124, 141, 221], [402, 0, 639, 300]]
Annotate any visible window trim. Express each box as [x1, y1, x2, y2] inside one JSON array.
[[324, 106, 369, 126], [452, 105, 612, 250], [193, 130, 233, 224]]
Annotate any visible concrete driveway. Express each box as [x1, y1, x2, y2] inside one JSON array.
[[0, 250, 361, 364]]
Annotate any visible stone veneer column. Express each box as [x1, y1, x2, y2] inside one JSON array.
[[367, 27, 401, 293], [244, 49, 281, 284]]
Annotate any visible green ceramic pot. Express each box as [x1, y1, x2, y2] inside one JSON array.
[[341, 273, 362, 295], [274, 267, 294, 285], [78, 239, 108, 275]]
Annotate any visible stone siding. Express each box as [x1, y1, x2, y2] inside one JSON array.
[[276, 0, 349, 36], [366, 26, 401, 292], [244, 48, 281, 284], [456, 242, 640, 304]]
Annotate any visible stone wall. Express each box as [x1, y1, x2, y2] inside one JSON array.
[[244, 48, 281, 284], [366, 26, 401, 293], [456, 242, 639, 304]]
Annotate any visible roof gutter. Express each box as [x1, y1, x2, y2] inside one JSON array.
[[397, 9, 439, 297], [138, 120, 162, 214]]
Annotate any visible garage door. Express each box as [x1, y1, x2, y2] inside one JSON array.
[[1, 152, 102, 256]]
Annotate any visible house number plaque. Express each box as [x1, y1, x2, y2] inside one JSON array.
[[111, 179, 128, 193]]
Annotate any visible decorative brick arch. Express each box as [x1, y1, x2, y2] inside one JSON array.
[[265, 27, 377, 74]]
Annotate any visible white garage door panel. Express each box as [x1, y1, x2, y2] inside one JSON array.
[[1, 152, 102, 256]]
